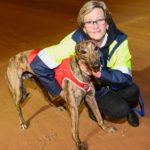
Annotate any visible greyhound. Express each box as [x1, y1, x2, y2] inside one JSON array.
[[5, 40, 116, 150]]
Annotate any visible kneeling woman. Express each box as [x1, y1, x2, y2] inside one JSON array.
[[30, 0, 141, 127]]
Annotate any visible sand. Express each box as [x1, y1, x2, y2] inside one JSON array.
[[0, 0, 150, 150]]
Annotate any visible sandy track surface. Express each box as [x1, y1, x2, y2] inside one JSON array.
[[0, 0, 150, 150]]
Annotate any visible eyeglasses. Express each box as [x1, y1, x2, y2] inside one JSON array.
[[84, 18, 106, 28]]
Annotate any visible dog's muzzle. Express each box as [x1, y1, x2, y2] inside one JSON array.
[[91, 62, 101, 78], [92, 62, 101, 71]]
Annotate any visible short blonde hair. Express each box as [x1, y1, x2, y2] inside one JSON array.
[[77, 0, 112, 27]]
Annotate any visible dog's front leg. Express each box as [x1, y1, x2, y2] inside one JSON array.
[[66, 92, 88, 150], [85, 92, 116, 133]]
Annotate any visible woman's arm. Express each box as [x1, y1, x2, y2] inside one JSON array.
[[101, 39, 133, 89], [39, 31, 76, 68]]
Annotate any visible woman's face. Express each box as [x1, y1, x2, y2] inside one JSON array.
[[83, 8, 109, 42]]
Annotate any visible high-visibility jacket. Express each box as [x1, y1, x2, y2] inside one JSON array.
[[36, 21, 133, 94]]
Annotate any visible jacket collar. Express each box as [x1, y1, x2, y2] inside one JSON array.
[[72, 27, 91, 43]]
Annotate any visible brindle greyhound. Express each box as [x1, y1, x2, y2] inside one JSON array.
[[5, 40, 116, 150]]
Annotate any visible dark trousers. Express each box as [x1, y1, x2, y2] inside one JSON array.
[[95, 83, 140, 119]]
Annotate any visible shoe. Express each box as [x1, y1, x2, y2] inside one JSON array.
[[127, 111, 139, 127]]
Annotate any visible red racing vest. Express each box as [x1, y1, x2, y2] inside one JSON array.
[[55, 58, 91, 92]]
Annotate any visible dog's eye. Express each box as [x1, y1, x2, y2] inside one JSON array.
[[80, 50, 87, 54], [94, 46, 99, 51]]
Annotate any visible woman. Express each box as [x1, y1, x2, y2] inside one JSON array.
[[30, 0, 140, 127]]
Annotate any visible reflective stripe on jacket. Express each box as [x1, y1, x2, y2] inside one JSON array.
[[107, 32, 131, 76]]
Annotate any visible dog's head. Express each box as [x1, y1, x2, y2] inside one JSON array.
[[75, 40, 101, 78]]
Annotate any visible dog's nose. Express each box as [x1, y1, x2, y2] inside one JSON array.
[[92, 62, 100, 69]]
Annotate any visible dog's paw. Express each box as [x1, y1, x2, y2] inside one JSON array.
[[106, 126, 117, 133], [20, 122, 28, 129], [102, 124, 117, 133], [78, 142, 88, 150]]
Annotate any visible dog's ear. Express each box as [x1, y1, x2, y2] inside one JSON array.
[[90, 40, 99, 49], [76, 42, 88, 56], [75, 42, 81, 55], [89, 40, 100, 52]]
